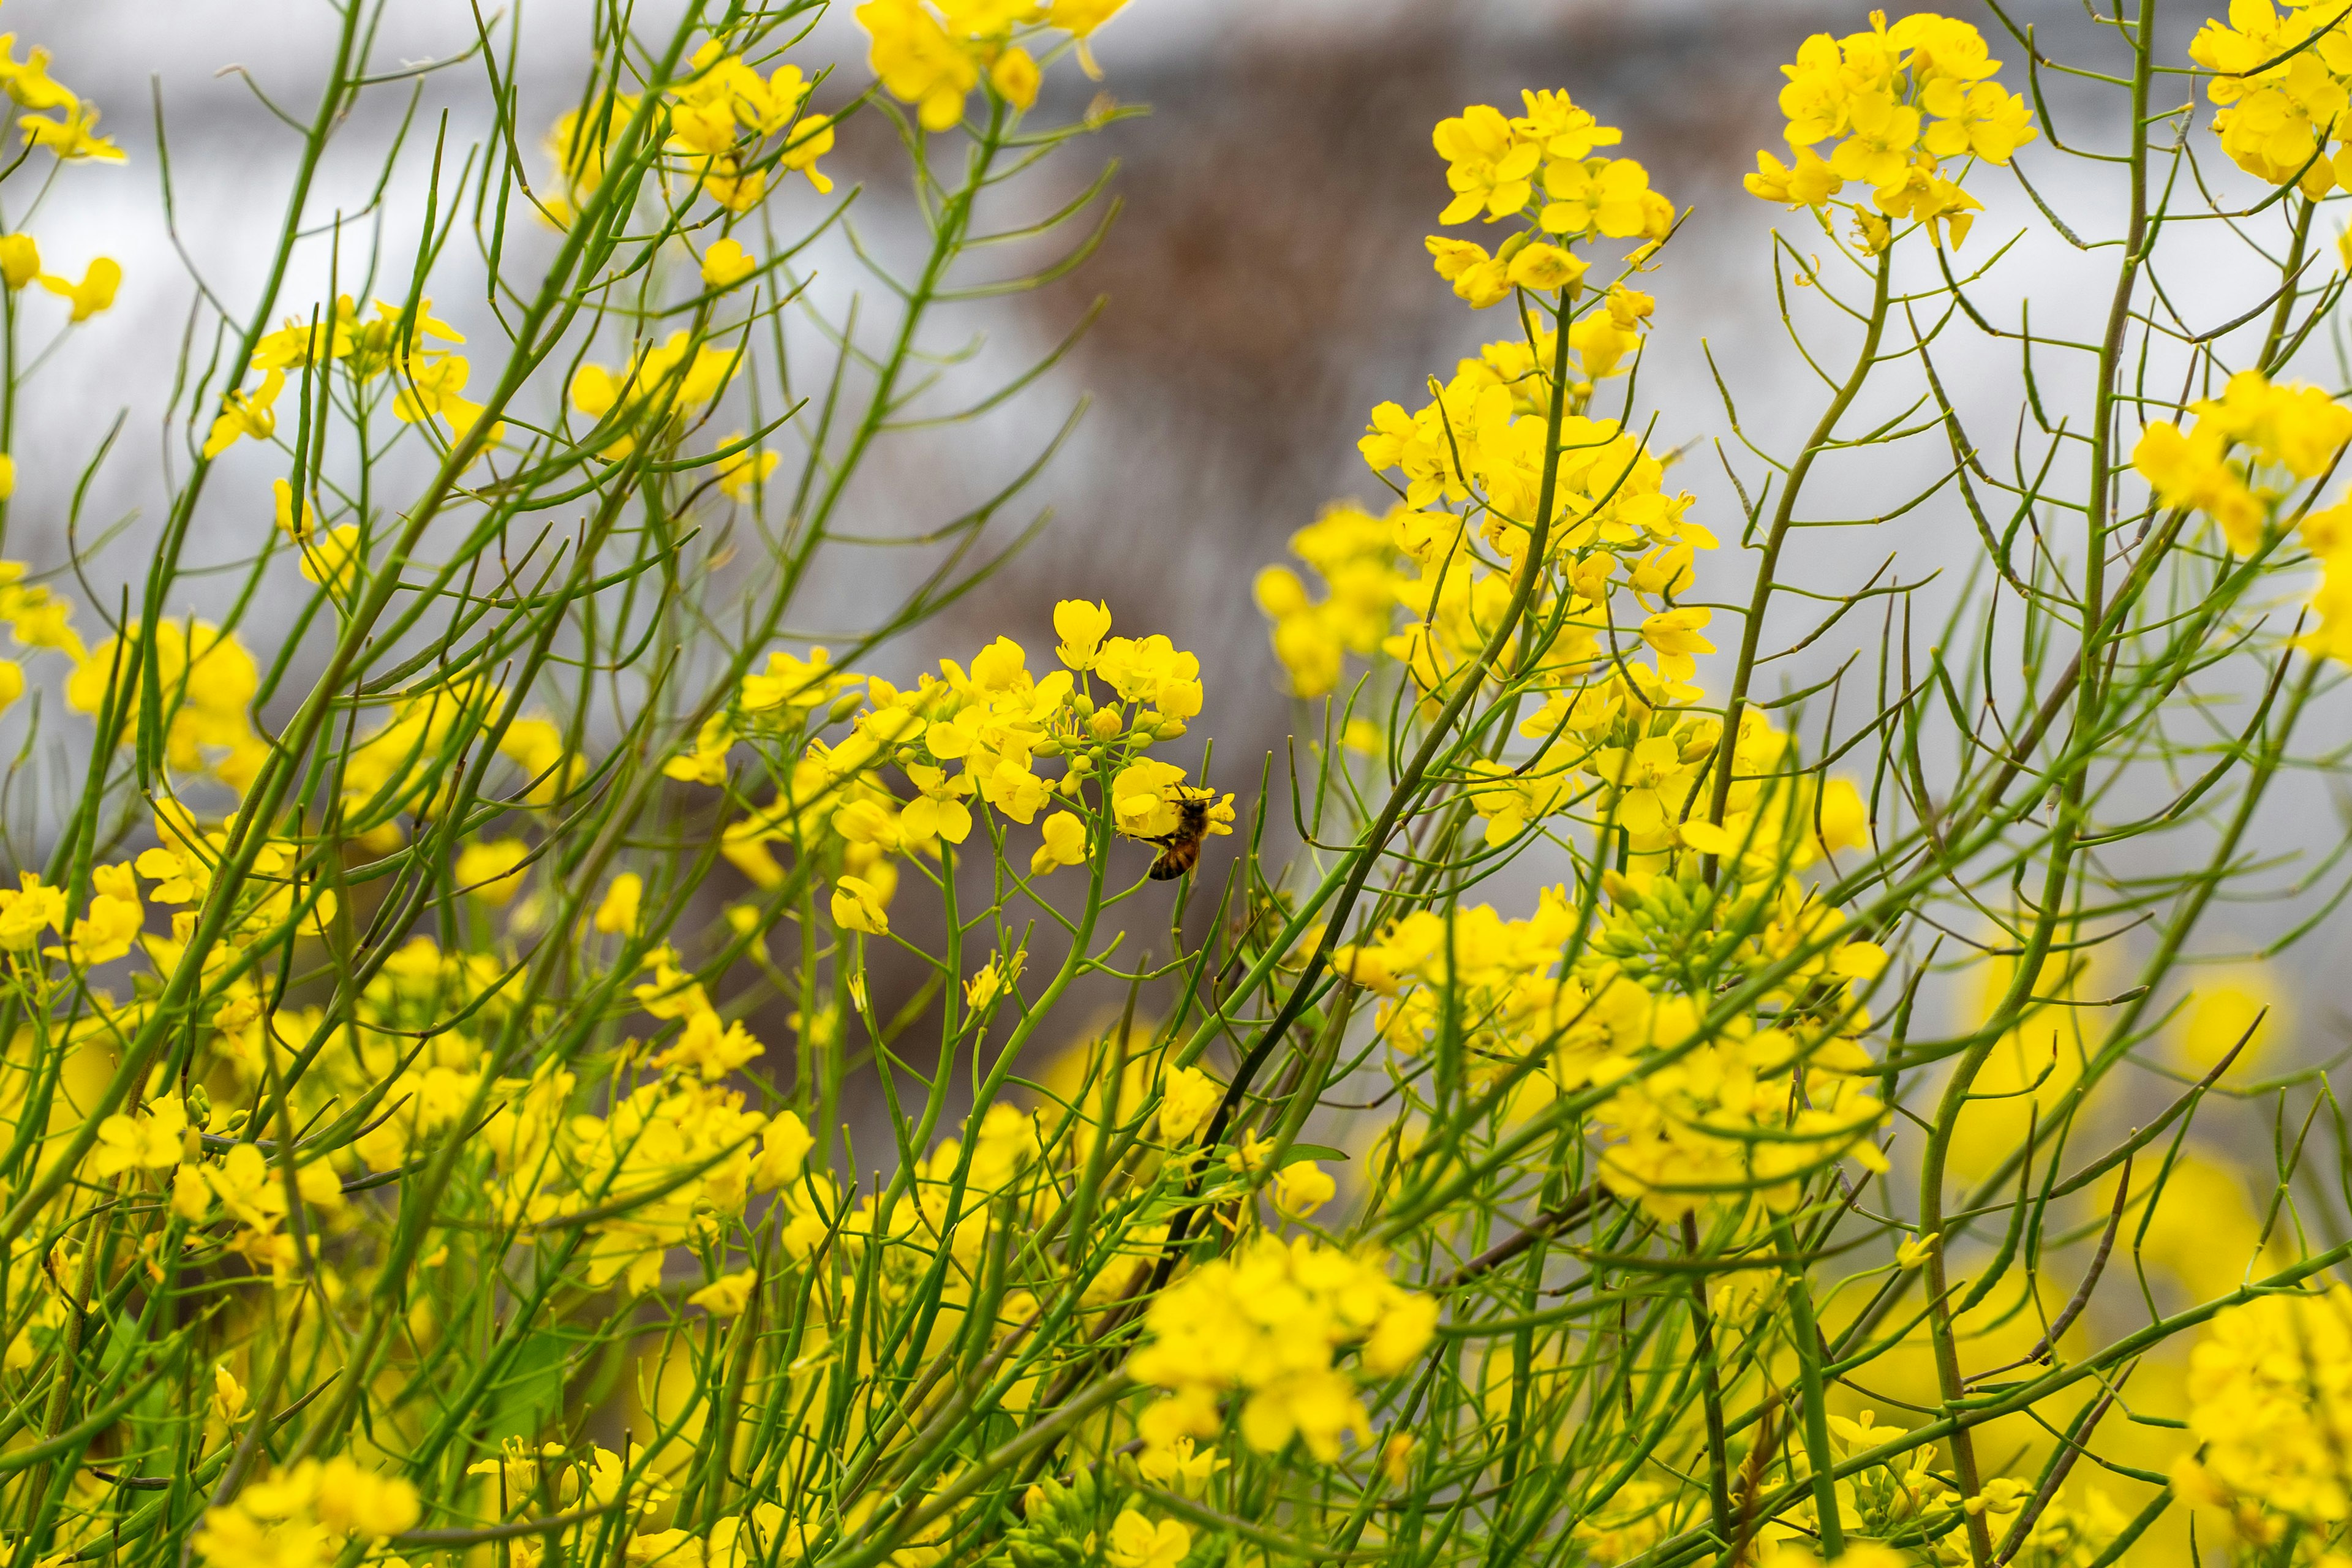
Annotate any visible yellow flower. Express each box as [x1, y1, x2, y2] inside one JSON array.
[[213, 1363, 249, 1423], [687, 1268, 756, 1317], [1638, 605, 1713, 681], [1047, 0, 1125, 37], [1156, 1066, 1219, 1142], [455, 839, 530, 905], [0, 871, 65, 950], [271, 478, 317, 546], [594, 872, 643, 935], [1433, 104, 1540, 224], [858, 0, 979, 134], [2179, 963, 2288, 1077], [701, 237, 758, 289], [203, 371, 285, 460], [1270, 1159, 1335, 1218], [63, 860, 144, 965], [1505, 241, 1586, 293], [1816, 775, 1870, 853], [392, 354, 499, 444], [1425, 236, 1510, 309], [753, 1110, 814, 1189], [1031, 810, 1088, 875], [21, 99, 123, 163], [0, 233, 36, 290], [92, 1095, 189, 1179], [715, 436, 779, 502], [831, 875, 889, 935], [0, 659, 20, 714], [1106, 1512, 1189, 1568], [965, 951, 1021, 1009], [779, 110, 835, 192], [653, 1006, 764, 1080], [36, 255, 119, 321], [1052, 598, 1112, 669], [990, 47, 1039, 110]]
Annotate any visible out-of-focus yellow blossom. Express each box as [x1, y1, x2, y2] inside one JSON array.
[[1128, 1234, 1437, 1462], [858, 0, 984, 132], [192, 1458, 419, 1568], [654, 1006, 764, 1080], [569, 333, 739, 458], [66, 620, 266, 790], [687, 1268, 756, 1317], [701, 237, 757, 288], [1270, 1158, 1335, 1218], [92, 1095, 187, 1178], [2177, 962, 2289, 1077], [20, 100, 121, 163], [1105, 1512, 1189, 1568], [36, 253, 117, 319], [1156, 1065, 1218, 1142], [714, 435, 778, 502], [213, 1364, 249, 1424], [2136, 369, 2352, 556], [455, 838, 530, 905], [990, 47, 1039, 110], [0, 561, 83, 659], [1254, 502, 1406, 698], [858, 0, 1121, 132], [0, 232, 35, 289], [2176, 1286, 2352, 1539], [0, 40, 78, 117], [1744, 14, 2030, 251], [594, 872, 643, 936]]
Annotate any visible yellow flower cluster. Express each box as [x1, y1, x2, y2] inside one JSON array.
[[1127, 1234, 1437, 1462], [1744, 10, 2034, 250], [1355, 323, 1711, 706], [0, 30, 120, 162], [221, 296, 494, 507], [2192, 0, 2352, 197], [0, 29, 127, 526], [858, 0, 1127, 133], [2133, 368, 2352, 554], [192, 1458, 420, 1568], [1337, 859, 1885, 1223], [569, 331, 743, 459], [1335, 891, 1586, 1072], [2174, 1285, 2352, 1539], [549, 40, 833, 224], [66, 617, 270, 791], [0, 231, 121, 351], [669, 41, 835, 209], [673, 605, 1233, 927], [1424, 89, 1670, 308], [1252, 502, 1406, 698]]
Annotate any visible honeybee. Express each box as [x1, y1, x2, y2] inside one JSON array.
[[1145, 788, 1219, 881]]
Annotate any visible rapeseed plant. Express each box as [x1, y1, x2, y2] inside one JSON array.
[[0, 3, 2344, 1568]]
